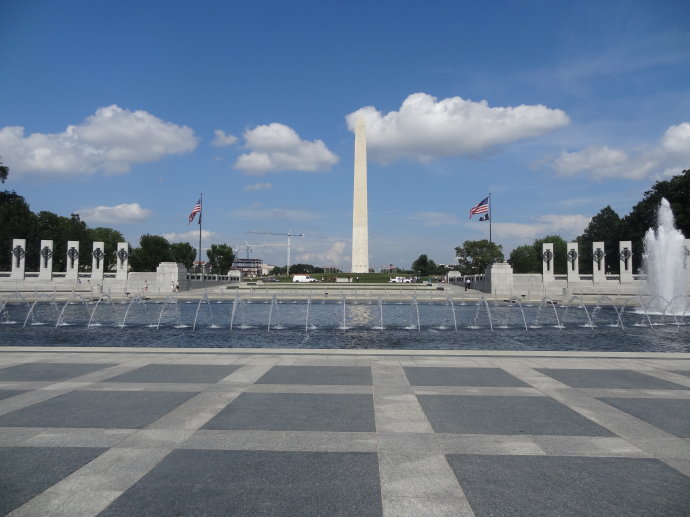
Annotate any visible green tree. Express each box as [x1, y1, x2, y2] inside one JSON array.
[[0, 191, 37, 270], [455, 240, 504, 274], [0, 190, 131, 274], [289, 263, 323, 274], [34, 211, 91, 272], [509, 245, 540, 273], [206, 244, 235, 274], [412, 254, 439, 276], [577, 206, 622, 274], [620, 169, 690, 271], [88, 227, 126, 272], [532, 235, 568, 275], [129, 234, 172, 271], [170, 242, 197, 270], [0, 158, 9, 183], [35, 211, 66, 270]]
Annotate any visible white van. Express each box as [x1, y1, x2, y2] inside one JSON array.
[[292, 274, 318, 283]]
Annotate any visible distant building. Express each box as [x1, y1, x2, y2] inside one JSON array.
[[232, 258, 263, 277], [192, 261, 212, 274]]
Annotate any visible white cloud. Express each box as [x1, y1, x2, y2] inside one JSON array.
[[403, 210, 589, 242], [552, 122, 690, 180], [296, 241, 347, 265], [78, 203, 152, 224], [243, 182, 272, 191], [408, 212, 463, 227], [162, 229, 218, 243], [0, 105, 198, 177], [493, 214, 592, 241], [552, 146, 653, 179], [345, 92, 570, 163], [234, 123, 338, 174], [230, 203, 320, 222], [211, 129, 237, 147]]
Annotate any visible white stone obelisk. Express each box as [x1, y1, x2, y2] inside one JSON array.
[[351, 117, 369, 273]]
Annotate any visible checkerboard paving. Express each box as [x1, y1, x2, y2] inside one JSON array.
[[0, 348, 689, 516]]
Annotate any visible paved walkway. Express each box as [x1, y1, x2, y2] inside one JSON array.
[[0, 346, 689, 516]]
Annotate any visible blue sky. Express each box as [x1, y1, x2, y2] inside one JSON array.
[[1, 0, 689, 270]]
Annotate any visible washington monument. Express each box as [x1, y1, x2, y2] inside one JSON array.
[[351, 117, 369, 273]]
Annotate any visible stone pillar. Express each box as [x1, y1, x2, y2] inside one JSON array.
[[65, 241, 80, 280], [541, 243, 555, 283], [39, 240, 54, 280], [487, 262, 514, 297], [157, 262, 186, 292], [592, 241, 606, 283], [618, 241, 633, 283], [116, 242, 129, 280], [566, 242, 579, 284], [10, 238, 26, 280], [91, 241, 105, 281]]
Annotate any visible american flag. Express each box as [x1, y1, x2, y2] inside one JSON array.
[[188, 198, 202, 224], [469, 196, 489, 219]]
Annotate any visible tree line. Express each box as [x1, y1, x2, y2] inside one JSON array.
[[0, 190, 126, 273], [0, 195, 239, 274], [452, 169, 689, 275], [0, 158, 241, 274], [2, 158, 687, 277]]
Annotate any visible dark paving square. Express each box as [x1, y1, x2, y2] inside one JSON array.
[[0, 390, 197, 428], [256, 365, 372, 385], [599, 397, 690, 437], [404, 367, 530, 387], [0, 389, 26, 401], [417, 395, 612, 435], [535, 368, 688, 390], [203, 392, 375, 432], [0, 362, 116, 382], [99, 449, 381, 517], [447, 454, 690, 517], [107, 364, 241, 383], [0, 446, 107, 515], [672, 370, 690, 378]]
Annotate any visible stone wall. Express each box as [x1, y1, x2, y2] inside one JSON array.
[[447, 239, 690, 299]]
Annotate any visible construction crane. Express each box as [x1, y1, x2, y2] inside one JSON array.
[[235, 241, 268, 260], [247, 229, 304, 274]]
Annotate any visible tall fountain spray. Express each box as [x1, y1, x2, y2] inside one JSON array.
[[643, 198, 688, 313]]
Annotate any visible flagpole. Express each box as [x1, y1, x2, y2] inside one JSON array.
[[489, 192, 492, 245], [198, 193, 203, 275]]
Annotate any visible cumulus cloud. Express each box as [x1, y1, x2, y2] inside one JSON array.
[[552, 122, 690, 180], [408, 212, 463, 227], [405, 211, 589, 238], [0, 105, 198, 177], [297, 241, 347, 265], [77, 203, 152, 224], [162, 229, 217, 243], [211, 129, 237, 147], [243, 182, 272, 191], [345, 92, 570, 163], [234, 123, 338, 174], [230, 203, 320, 222], [493, 214, 592, 240]]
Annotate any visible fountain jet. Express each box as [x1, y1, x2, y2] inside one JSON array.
[[643, 198, 688, 314]]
